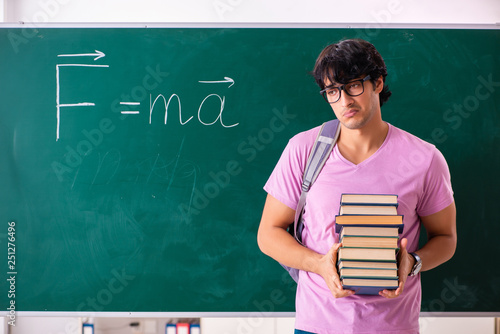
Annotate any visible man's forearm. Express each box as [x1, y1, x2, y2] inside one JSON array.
[[257, 225, 324, 274], [415, 234, 457, 272]]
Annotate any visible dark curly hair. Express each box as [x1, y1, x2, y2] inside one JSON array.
[[312, 39, 392, 107]]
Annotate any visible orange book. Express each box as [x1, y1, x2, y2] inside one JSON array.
[[335, 215, 403, 233]]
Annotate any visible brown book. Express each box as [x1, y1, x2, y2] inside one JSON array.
[[338, 261, 397, 270], [341, 194, 398, 206], [340, 205, 398, 216], [340, 236, 398, 249], [340, 226, 399, 238], [339, 268, 398, 279], [338, 247, 397, 262]]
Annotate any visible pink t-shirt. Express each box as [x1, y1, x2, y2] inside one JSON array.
[[264, 123, 454, 334]]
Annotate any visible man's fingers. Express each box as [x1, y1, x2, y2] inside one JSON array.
[[326, 243, 356, 298], [399, 237, 408, 252], [331, 274, 342, 289], [379, 281, 404, 298]]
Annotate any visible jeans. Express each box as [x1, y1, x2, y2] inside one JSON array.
[[294, 330, 315, 334]]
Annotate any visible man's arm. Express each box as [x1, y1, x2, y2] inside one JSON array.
[[257, 194, 354, 298], [380, 201, 457, 298], [414, 201, 457, 271]]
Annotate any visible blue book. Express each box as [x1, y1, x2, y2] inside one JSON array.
[[340, 205, 398, 215], [340, 193, 398, 206], [342, 278, 399, 295]]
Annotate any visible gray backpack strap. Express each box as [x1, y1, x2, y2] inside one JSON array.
[[293, 119, 340, 245]]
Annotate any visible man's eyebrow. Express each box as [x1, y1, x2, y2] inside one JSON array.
[[324, 83, 341, 89], [325, 77, 363, 88]]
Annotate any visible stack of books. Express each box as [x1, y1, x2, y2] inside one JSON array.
[[335, 193, 404, 295]]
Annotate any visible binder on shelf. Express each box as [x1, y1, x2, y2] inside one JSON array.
[[82, 324, 94, 334], [177, 323, 190, 334], [190, 324, 201, 334], [166, 323, 177, 334]]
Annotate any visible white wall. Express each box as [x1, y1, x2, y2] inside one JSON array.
[[11, 317, 81, 334], [1, 1, 499, 333], [3, 0, 500, 24]]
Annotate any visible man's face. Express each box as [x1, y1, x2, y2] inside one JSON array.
[[324, 75, 384, 130]]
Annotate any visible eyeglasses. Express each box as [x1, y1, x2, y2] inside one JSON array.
[[320, 75, 372, 104]]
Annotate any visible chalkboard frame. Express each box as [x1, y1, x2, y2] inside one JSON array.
[[1, 23, 499, 317]]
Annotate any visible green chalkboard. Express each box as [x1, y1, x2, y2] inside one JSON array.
[[0, 27, 499, 313]]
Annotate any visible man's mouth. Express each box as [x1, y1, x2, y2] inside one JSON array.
[[343, 109, 358, 118]]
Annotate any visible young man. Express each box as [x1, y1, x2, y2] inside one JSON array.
[[257, 39, 457, 333]]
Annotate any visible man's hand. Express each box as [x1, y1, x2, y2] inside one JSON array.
[[319, 243, 355, 298], [379, 237, 414, 298]]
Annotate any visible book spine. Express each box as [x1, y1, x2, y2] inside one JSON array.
[[340, 275, 399, 280], [340, 193, 399, 206], [340, 202, 399, 207], [336, 223, 404, 234], [341, 283, 399, 295]]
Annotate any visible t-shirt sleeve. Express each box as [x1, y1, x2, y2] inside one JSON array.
[[263, 132, 313, 210], [416, 147, 454, 217]]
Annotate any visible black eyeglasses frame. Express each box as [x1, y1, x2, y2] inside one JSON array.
[[319, 75, 372, 104]]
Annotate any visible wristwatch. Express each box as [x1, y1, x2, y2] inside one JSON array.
[[409, 252, 422, 276]]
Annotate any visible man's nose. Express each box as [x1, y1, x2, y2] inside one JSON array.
[[339, 91, 354, 107]]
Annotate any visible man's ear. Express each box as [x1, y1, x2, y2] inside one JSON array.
[[374, 76, 384, 94]]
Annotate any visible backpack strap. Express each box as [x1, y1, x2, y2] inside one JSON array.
[[293, 119, 340, 245]]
